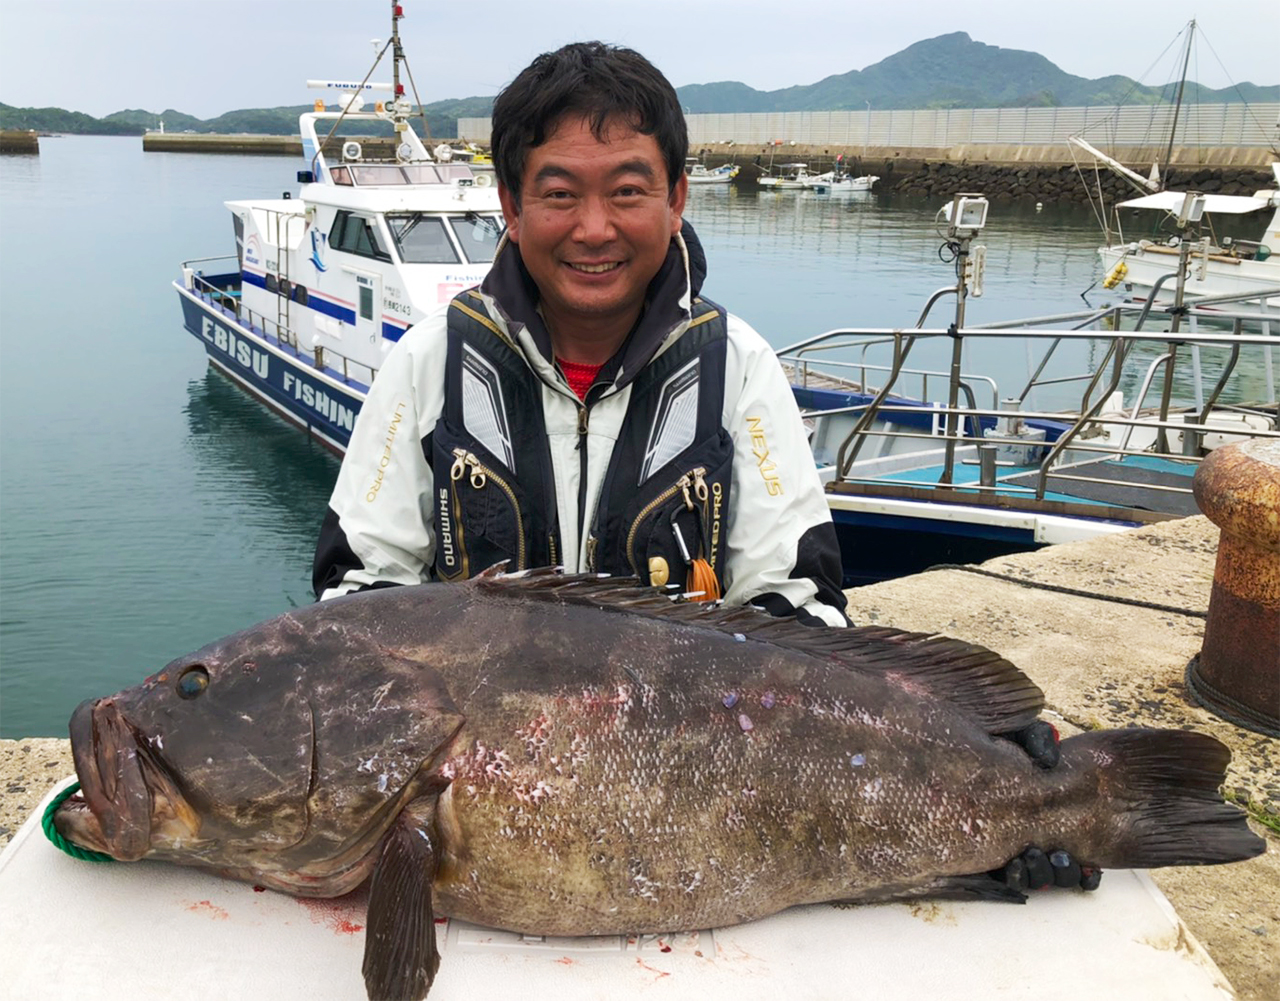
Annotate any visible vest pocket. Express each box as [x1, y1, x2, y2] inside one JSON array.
[[621, 430, 733, 591], [433, 424, 529, 579]]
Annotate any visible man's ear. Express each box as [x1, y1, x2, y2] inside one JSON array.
[[668, 173, 688, 235], [498, 182, 521, 243]]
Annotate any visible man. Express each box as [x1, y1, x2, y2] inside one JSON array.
[[313, 41, 848, 627]]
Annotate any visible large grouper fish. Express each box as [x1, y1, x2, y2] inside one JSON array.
[[55, 568, 1262, 999]]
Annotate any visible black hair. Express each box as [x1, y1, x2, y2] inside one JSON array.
[[490, 42, 688, 206]]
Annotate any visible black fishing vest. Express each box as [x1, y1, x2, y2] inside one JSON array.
[[432, 290, 733, 593]]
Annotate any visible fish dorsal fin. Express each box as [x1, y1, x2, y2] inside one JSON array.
[[471, 569, 1044, 735]]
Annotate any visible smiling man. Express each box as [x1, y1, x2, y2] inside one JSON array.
[[313, 42, 849, 627]]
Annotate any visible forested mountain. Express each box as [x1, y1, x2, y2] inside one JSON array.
[[4, 32, 1274, 137], [676, 33, 1278, 112]]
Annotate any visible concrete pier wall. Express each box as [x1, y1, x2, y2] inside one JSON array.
[[0, 130, 39, 154]]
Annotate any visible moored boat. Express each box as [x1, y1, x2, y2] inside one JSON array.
[[807, 171, 878, 194], [173, 2, 504, 453], [1068, 20, 1280, 316], [757, 162, 819, 189], [686, 157, 739, 184], [1094, 174, 1280, 316], [783, 194, 1279, 585]]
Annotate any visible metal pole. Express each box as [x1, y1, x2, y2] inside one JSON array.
[[940, 236, 971, 485], [1161, 19, 1195, 186], [1154, 234, 1193, 452]]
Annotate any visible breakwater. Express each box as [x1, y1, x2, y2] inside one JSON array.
[[141, 133, 401, 157], [719, 143, 1276, 203], [0, 130, 39, 154]]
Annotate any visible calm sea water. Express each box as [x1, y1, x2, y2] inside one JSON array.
[[0, 137, 1116, 737]]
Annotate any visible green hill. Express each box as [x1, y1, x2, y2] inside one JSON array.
[[675, 32, 1278, 112]]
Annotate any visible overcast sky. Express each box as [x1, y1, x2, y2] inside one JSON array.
[[1, 0, 1274, 120]]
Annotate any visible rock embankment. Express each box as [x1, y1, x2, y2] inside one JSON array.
[[877, 161, 1274, 204]]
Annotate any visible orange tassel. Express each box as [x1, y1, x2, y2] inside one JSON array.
[[687, 558, 721, 602]]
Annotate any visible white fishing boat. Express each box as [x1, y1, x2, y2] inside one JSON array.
[[757, 162, 819, 189], [807, 171, 878, 194], [783, 194, 1279, 586], [1069, 20, 1280, 315], [173, 2, 504, 453], [686, 157, 739, 184], [1093, 173, 1280, 315]]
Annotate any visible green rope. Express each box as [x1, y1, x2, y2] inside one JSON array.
[[41, 781, 116, 863]]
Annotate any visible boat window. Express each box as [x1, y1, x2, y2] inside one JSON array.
[[330, 210, 392, 262], [386, 214, 459, 264], [351, 164, 409, 186], [436, 165, 475, 183], [330, 166, 353, 186], [359, 284, 374, 321], [402, 165, 442, 184], [448, 212, 504, 264]]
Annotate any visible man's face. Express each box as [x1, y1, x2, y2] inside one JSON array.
[[498, 115, 688, 353]]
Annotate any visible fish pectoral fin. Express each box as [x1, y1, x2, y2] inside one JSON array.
[[362, 796, 443, 1001]]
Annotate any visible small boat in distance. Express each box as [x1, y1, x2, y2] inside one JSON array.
[[685, 157, 739, 184], [757, 163, 819, 189], [808, 171, 878, 194], [173, 3, 504, 453]]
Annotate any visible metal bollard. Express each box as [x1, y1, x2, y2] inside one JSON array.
[[1189, 439, 1280, 736]]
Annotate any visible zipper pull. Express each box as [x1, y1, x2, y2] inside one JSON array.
[[576, 406, 589, 451], [450, 449, 486, 488], [691, 467, 709, 504], [677, 473, 694, 511], [585, 535, 598, 571], [449, 448, 468, 481], [465, 453, 487, 489]]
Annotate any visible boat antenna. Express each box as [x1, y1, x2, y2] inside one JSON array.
[[1160, 19, 1195, 191]]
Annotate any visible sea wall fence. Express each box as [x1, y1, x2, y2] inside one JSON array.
[[460, 103, 1280, 203]]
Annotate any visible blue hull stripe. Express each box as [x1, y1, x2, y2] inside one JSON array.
[[241, 270, 409, 342]]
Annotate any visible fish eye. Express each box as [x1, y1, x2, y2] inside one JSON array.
[[177, 666, 210, 700]]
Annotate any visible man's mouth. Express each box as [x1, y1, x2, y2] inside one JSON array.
[[568, 261, 622, 274]]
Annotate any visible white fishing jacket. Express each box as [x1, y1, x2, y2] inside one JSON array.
[[314, 224, 848, 626]]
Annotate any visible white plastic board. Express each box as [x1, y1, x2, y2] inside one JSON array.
[[0, 778, 1232, 1001]]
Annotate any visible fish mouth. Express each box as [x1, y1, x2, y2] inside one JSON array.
[[55, 698, 198, 861]]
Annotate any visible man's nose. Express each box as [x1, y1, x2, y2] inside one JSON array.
[[573, 196, 616, 244]]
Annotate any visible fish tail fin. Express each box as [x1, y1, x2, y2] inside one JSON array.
[[1063, 728, 1263, 869]]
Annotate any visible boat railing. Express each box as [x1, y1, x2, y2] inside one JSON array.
[[183, 258, 379, 388], [778, 315, 1279, 502]]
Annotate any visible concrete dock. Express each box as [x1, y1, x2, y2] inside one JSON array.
[[0, 130, 39, 154], [2, 515, 1276, 997]]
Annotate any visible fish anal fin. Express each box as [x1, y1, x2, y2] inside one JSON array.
[[362, 796, 443, 1001], [833, 874, 1027, 907]]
